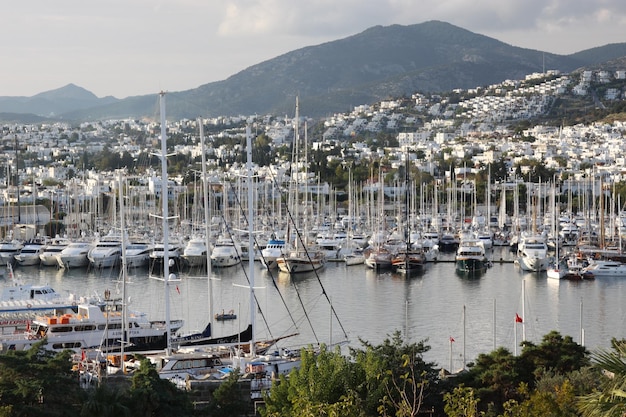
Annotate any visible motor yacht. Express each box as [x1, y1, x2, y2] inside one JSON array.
[[516, 234, 549, 272], [210, 236, 242, 268], [180, 236, 208, 268], [57, 241, 93, 269], [88, 232, 123, 269], [14, 237, 48, 267], [39, 236, 71, 267]]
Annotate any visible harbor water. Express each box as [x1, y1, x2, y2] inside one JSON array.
[[8, 247, 626, 371]]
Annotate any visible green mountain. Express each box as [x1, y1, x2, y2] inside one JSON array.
[[2, 21, 626, 122]]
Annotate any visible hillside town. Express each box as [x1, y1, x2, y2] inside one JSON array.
[[0, 69, 624, 240]]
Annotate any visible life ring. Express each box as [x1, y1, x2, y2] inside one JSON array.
[[245, 365, 252, 373], [26, 304, 32, 308], [72, 302, 77, 306]]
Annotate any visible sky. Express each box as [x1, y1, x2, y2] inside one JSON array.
[[1, 0, 624, 99]]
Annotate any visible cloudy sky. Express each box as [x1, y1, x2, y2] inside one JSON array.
[[1, 0, 624, 99]]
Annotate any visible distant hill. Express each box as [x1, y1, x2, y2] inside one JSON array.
[[0, 84, 118, 120], [2, 21, 626, 122]]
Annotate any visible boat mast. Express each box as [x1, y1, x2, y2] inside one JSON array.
[[199, 119, 214, 333], [245, 125, 256, 356], [118, 170, 128, 372], [159, 92, 173, 355]]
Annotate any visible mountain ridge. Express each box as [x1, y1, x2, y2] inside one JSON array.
[[1, 20, 624, 122]]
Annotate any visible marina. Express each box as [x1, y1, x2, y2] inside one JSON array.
[[3, 245, 623, 372]]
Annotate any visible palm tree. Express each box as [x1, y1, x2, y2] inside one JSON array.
[[578, 340, 626, 417]]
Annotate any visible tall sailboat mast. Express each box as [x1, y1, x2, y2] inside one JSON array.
[[245, 125, 257, 356], [159, 92, 173, 355], [118, 170, 128, 371], [199, 119, 214, 332]]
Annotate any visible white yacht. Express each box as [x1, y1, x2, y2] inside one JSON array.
[[57, 241, 93, 269], [582, 260, 626, 278], [14, 237, 48, 267], [0, 300, 184, 353], [260, 238, 288, 269], [88, 232, 123, 269], [180, 236, 207, 268], [210, 236, 242, 268], [455, 236, 489, 274], [39, 236, 71, 266], [0, 239, 23, 266], [125, 241, 153, 269], [150, 238, 183, 268], [516, 234, 550, 272]]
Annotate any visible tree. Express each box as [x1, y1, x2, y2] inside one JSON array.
[[0, 341, 84, 416], [518, 330, 590, 380], [206, 369, 249, 417], [127, 358, 193, 417], [444, 385, 482, 417], [262, 344, 363, 417], [350, 331, 440, 417], [81, 384, 131, 417], [455, 347, 522, 414], [578, 340, 626, 417]]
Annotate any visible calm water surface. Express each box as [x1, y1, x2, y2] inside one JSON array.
[[10, 248, 626, 371]]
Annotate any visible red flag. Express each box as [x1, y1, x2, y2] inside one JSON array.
[[515, 313, 523, 323], [449, 336, 455, 343], [176, 285, 180, 295], [81, 349, 86, 361]]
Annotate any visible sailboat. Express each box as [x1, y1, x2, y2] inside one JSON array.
[[276, 99, 326, 274], [171, 118, 254, 350], [547, 187, 566, 280], [391, 151, 425, 275]]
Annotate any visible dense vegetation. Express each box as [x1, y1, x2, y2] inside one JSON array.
[[3, 332, 626, 416]]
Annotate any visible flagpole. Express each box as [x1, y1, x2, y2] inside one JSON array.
[[522, 279, 526, 342], [462, 304, 466, 370], [449, 337, 453, 372], [493, 298, 496, 351], [514, 318, 517, 356]]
